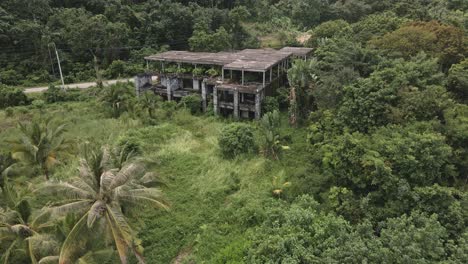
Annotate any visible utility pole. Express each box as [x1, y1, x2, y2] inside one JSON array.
[[50, 43, 65, 90]]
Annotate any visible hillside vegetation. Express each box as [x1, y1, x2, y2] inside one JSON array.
[[1, 0, 468, 263]]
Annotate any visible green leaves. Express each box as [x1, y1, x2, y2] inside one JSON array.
[[44, 144, 166, 263], [99, 83, 135, 118], [9, 118, 70, 180], [337, 53, 448, 132], [259, 110, 283, 159], [218, 123, 256, 159]]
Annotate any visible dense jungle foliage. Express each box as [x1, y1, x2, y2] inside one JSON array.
[[1, 0, 468, 263]]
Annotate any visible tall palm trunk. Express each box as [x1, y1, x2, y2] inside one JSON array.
[[289, 87, 297, 126]]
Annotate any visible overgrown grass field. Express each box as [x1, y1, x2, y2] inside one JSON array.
[[0, 98, 312, 263]]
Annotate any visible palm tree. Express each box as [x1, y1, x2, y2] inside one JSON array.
[[34, 213, 116, 264], [9, 119, 70, 180], [287, 59, 318, 125], [0, 153, 16, 188], [99, 83, 135, 118], [40, 146, 167, 264], [0, 178, 58, 264], [139, 91, 160, 119]]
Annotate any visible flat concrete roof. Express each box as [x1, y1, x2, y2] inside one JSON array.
[[145, 51, 238, 66], [222, 49, 291, 72], [279, 47, 313, 57], [145, 47, 311, 72]]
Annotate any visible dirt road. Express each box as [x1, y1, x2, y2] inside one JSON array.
[[24, 78, 134, 93]]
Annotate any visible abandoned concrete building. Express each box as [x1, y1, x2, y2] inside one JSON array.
[[135, 47, 313, 119]]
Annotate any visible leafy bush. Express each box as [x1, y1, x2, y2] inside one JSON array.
[[0, 69, 21, 86], [164, 65, 178, 74], [448, 58, 468, 102], [192, 67, 205, 76], [32, 99, 46, 110], [218, 123, 256, 158], [161, 101, 177, 118], [261, 96, 279, 114], [206, 68, 219, 77], [117, 133, 143, 156], [105, 60, 126, 78], [0, 85, 30, 109], [124, 63, 145, 76], [276, 87, 290, 109], [205, 101, 215, 116], [43, 85, 84, 103], [4, 107, 13, 117], [178, 95, 202, 114]]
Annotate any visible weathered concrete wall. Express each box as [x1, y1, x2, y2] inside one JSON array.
[[134, 74, 152, 96], [160, 76, 181, 101], [160, 76, 180, 91]]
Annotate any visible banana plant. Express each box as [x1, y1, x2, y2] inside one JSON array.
[[271, 170, 291, 198]]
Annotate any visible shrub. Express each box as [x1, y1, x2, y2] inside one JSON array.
[[43, 85, 65, 103], [218, 123, 256, 158], [44, 85, 87, 103], [105, 60, 126, 79], [276, 87, 290, 109], [5, 107, 13, 117], [159, 100, 177, 118], [0, 85, 30, 108], [117, 134, 143, 156], [448, 59, 468, 102], [164, 65, 178, 74], [206, 68, 219, 77], [205, 101, 215, 116], [124, 63, 145, 76], [179, 95, 202, 114], [192, 67, 205, 77], [0, 69, 21, 86], [261, 96, 279, 114], [32, 99, 46, 109]]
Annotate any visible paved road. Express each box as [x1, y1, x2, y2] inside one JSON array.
[[24, 78, 134, 93]]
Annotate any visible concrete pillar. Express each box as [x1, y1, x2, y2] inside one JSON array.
[[134, 76, 140, 96], [166, 80, 172, 101], [233, 89, 239, 119], [262, 71, 266, 88], [213, 86, 218, 115], [222, 67, 224, 81], [241, 70, 244, 85], [193, 78, 200, 90], [255, 91, 261, 120], [270, 68, 273, 82], [201, 81, 207, 112]]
